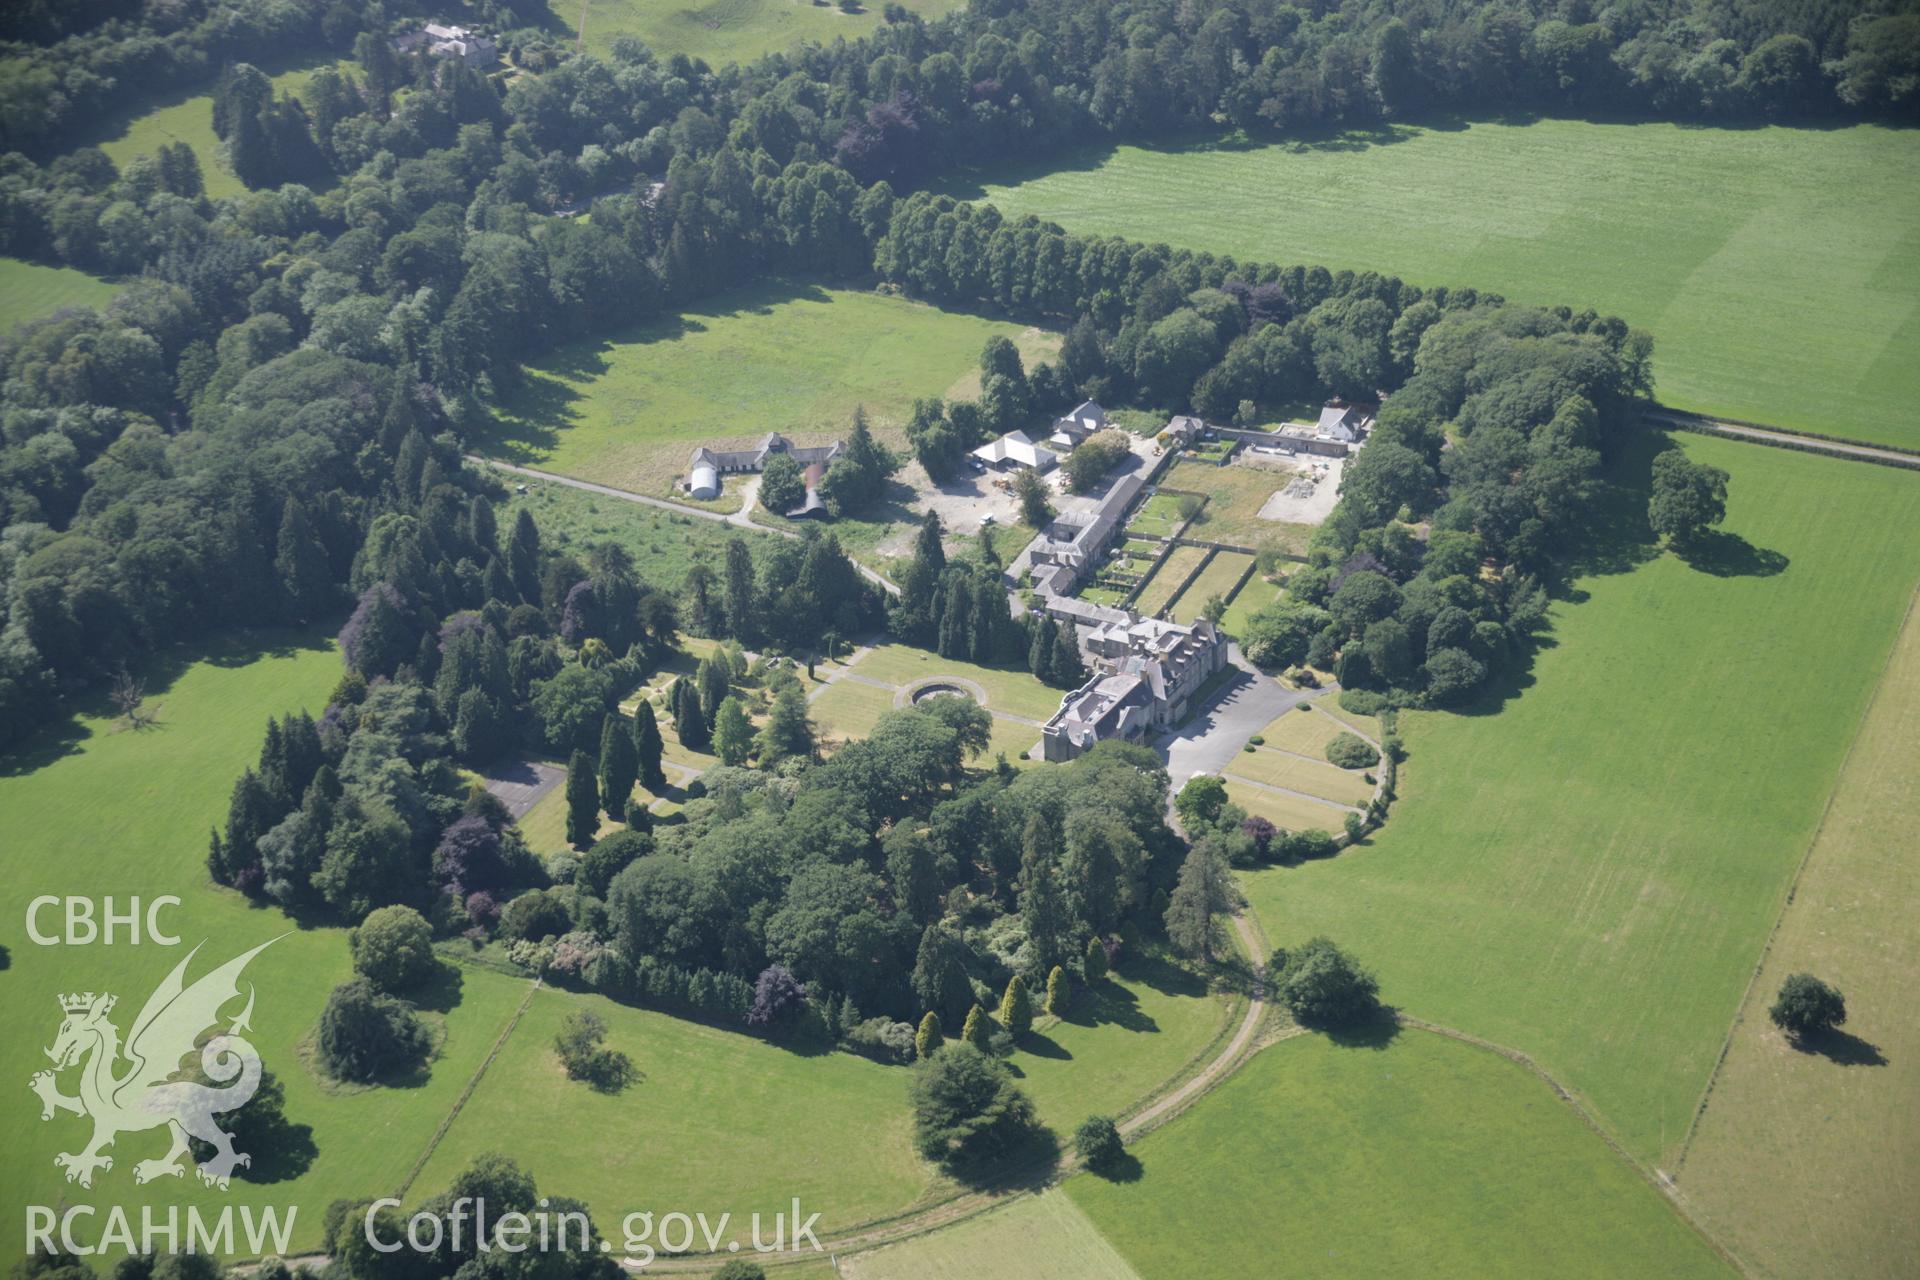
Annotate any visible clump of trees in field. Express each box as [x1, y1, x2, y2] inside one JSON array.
[[554, 1008, 634, 1091], [910, 1043, 1043, 1174], [316, 978, 433, 1083], [1270, 938, 1383, 1028]]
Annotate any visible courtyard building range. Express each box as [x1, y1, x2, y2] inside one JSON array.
[[685, 432, 842, 516]]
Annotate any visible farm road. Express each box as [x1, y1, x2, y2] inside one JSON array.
[[467, 457, 900, 596]]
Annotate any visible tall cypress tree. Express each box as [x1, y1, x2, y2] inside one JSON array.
[[631, 699, 666, 791], [1051, 623, 1087, 688], [674, 680, 710, 750], [696, 654, 730, 722], [968, 575, 996, 664], [565, 750, 600, 851], [275, 497, 332, 624], [723, 538, 759, 645], [938, 575, 972, 659], [508, 508, 541, 603], [597, 713, 637, 823], [1028, 616, 1056, 683], [913, 510, 946, 575]]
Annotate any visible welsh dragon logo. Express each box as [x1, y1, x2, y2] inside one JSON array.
[[30, 938, 279, 1191]]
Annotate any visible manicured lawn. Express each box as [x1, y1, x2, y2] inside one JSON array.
[[1241, 432, 1920, 1165], [847, 643, 1063, 721], [1124, 493, 1188, 538], [1251, 702, 1345, 759], [412, 985, 929, 1236], [1165, 551, 1253, 624], [472, 280, 1051, 497], [551, 0, 965, 66], [494, 474, 781, 591], [1217, 575, 1280, 639], [1314, 693, 1383, 743], [1065, 1030, 1732, 1277], [0, 257, 118, 331], [1132, 545, 1207, 617], [0, 629, 535, 1258], [1223, 779, 1352, 835], [983, 715, 1042, 765], [809, 677, 897, 747], [519, 764, 622, 856], [1679, 593, 1920, 1279], [957, 121, 1920, 448], [1223, 747, 1371, 808], [79, 56, 354, 201], [1013, 952, 1234, 1130], [842, 1188, 1142, 1280], [1077, 582, 1130, 605]]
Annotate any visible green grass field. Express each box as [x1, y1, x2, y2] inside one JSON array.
[[553, 0, 965, 67], [493, 470, 780, 588], [79, 57, 354, 201], [954, 121, 1920, 448], [1241, 432, 1920, 1167], [1064, 1030, 1731, 1277], [809, 677, 898, 746], [1223, 779, 1352, 834], [472, 281, 1051, 497], [410, 985, 929, 1235], [0, 629, 517, 1258], [1132, 545, 1207, 617], [845, 643, 1063, 721], [1165, 460, 1298, 548], [1014, 952, 1233, 1130], [1217, 575, 1279, 638], [1124, 493, 1187, 538], [1251, 700, 1348, 759], [1222, 747, 1371, 808], [0, 257, 119, 331], [1165, 551, 1253, 624], [1679, 590, 1920, 1278], [843, 1189, 1143, 1279]]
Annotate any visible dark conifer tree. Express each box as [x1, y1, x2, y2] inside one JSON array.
[[565, 751, 600, 851], [632, 699, 667, 791], [275, 497, 332, 624], [597, 712, 638, 823]]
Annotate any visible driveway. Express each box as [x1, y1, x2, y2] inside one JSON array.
[[1153, 647, 1309, 789], [480, 757, 565, 819]]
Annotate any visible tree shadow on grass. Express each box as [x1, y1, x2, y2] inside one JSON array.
[[1794, 1027, 1887, 1067], [1059, 980, 1156, 1034], [1010, 1030, 1070, 1063], [943, 1125, 1063, 1193], [408, 958, 467, 1014], [1085, 1151, 1145, 1183], [1116, 948, 1210, 1001], [1674, 528, 1789, 578], [1321, 1012, 1403, 1052]]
